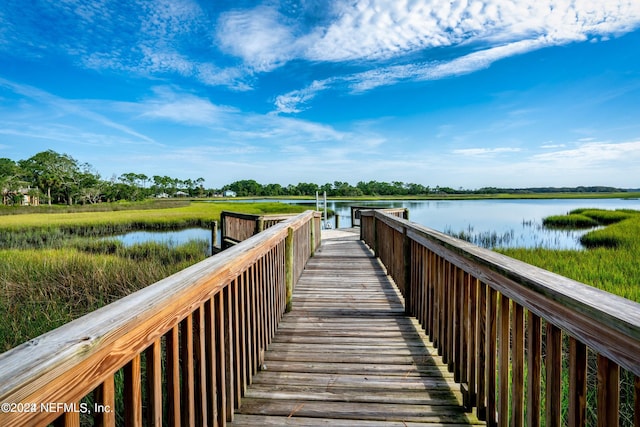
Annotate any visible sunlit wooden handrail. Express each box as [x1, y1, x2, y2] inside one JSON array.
[[350, 205, 408, 227], [360, 209, 640, 426], [220, 211, 300, 249], [0, 210, 321, 427]]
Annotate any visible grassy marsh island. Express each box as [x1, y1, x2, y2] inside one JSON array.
[[500, 208, 640, 302]]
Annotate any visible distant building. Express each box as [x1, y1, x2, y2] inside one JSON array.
[[175, 191, 189, 197], [223, 190, 237, 197], [1, 187, 40, 206]]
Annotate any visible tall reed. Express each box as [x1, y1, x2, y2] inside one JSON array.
[[0, 240, 209, 352]]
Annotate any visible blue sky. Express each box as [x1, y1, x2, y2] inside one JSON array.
[[1, 0, 639, 189]]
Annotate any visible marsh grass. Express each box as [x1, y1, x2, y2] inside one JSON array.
[[498, 209, 640, 301], [0, 200, 306, 351], [0, 201, 305, 240], [0, 201, 304, 252], [542, 213, 599, 228], [0, 240, 209, 352], [499, 209, 639, 425]]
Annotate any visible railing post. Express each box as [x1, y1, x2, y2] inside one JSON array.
[[403, 226, 412, 315], [256, 217, 265, 234], [285, 227, 294, 312], [310, 216, 316, 257], [211, 220, 218, 254], [373, 213, 379, 257]]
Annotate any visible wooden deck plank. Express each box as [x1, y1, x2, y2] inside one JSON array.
[[229, 233, 484, 426]]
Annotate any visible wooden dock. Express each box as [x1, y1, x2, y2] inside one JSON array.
[[230, 230, 484, 426], [4, 210, 637, 426]]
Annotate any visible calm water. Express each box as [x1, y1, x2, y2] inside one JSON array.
[[110, 198, 640, 250], [109, 228, 214, 252], [324, 198, 640, 250]]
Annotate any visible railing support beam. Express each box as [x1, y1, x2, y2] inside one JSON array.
[[285, 227, 294, 313]]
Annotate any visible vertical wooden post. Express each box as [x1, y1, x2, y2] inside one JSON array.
[[568, 337, 587, 427], [256, 217, 265, 234], [145, 339, 163, 426], [220, 213, 226, 250], [403, 226, 411, 316], [211, 220, 218, 254], [166, 326, 181, 427], [180, 315, 195, 427], [634, 375, 640, 427], [285, 227, 294, 312], [526, 311, 542, 427], [310, 216, 316, 257], [497, 294, 510, 427], [545, 323, 562, 427], [373, 214, 379, 257], [124, 354, 142, 427], [597, 356, 619, 427], [511, 303, 525, 427], [323, 191, 327, 228], [93, 375, 116, 427]]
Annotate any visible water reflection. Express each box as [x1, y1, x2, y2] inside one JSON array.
[[108, 228, 213, 252], [112, 198, 640, 251], [324, 198, 640, 250]]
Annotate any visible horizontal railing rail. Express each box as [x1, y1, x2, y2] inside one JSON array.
[[220, 211, 300, 249], [360, 209, 640, 427], [350, 206, 408, 227], [0, 210, 321, 427]]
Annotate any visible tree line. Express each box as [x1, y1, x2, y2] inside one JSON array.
[[1, 150, 206, 205], [1, 150, 629, 206], [220, 180, 627, 197]]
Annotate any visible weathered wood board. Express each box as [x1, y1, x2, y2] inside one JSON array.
[[229, 232, 484, 426]]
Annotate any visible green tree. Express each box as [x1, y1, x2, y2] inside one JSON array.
[[18, 150, 84, 205], [224, 180, 263, 197]]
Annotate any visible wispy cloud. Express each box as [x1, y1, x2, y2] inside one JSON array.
[[268, 0, 640, 112], [0, 77, 158, 146], [216, 6, 302, 72], [273, 80, 333, 114], [273, 38, 550, 113], [533, 140, 640, 165], [303, 0, 640, 62], [3, 0, 639, 95], [129, 86, 239, 126], [0, 0, 249, 89], [453, 147, 522, 157]]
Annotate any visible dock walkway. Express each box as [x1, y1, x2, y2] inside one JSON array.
[[230, 230, 483, 426]]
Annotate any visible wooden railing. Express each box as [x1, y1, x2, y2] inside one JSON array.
[[0, 210, 321, 427], [361, 209, 640, 427], [350, 206, 407, 227], [220, 211, 300, 249]]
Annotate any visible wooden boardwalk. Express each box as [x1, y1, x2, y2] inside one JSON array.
[[230, 231, 484, 426]]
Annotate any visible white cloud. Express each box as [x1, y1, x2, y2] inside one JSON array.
[[274, 37, 551, 112], [299, 0, 640, 62], [131, 87, 238, 126], [216, 6, 301, 72], [453, 147, 522, 156], [268, 0, 640, 112], [533, 140, 640, 165], [4, 0, 640, 92], [273, 80, 333, 113]]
